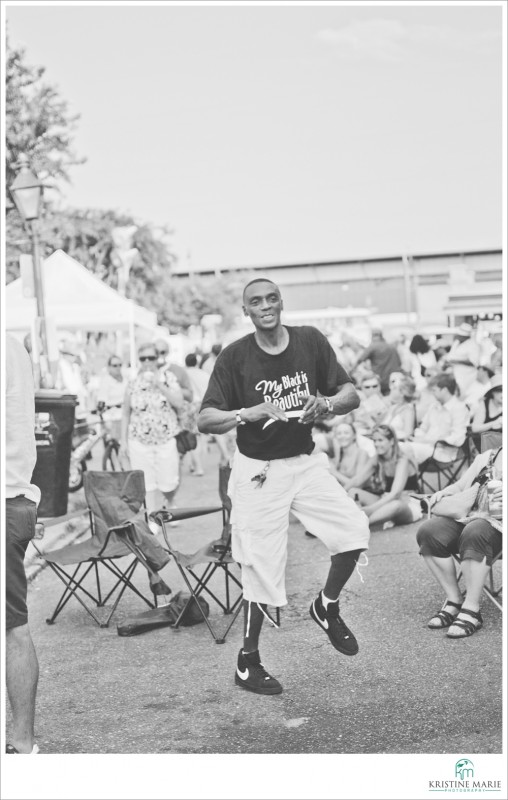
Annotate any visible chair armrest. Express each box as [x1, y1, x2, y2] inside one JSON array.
[[150, 506, 222, 525], [431, 440, 461, 459]]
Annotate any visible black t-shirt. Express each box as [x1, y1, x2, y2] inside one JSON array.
[[200, 326, 352, 459]]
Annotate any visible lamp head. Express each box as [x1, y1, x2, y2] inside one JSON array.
[[9, 154, 44, 221]]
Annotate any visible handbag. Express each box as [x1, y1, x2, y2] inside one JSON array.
[[175, 429, 197, 455], [116, 591, 209, 636], [432, 484, 480, 520]]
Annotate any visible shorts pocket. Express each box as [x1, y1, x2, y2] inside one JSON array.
[[231, 522, 254, 567]]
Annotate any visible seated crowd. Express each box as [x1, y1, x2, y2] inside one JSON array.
[[311, 323, 503, 638]]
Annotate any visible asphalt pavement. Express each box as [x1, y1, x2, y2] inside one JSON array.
[[11, 444, 503, 758]]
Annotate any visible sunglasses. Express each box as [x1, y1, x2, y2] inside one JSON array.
[[139, 355, 157, 362], [363, 383, 379, 389]]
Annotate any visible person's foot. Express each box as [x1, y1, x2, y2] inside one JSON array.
[[446, 607, 483, 639], [234, 649, 283, 695], [6, 743, 39, 754], [310, 592, 359, 655]]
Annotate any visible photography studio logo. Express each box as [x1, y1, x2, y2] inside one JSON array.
[[428, 758, 502, 792]]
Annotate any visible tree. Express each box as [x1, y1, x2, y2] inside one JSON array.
[[156, 272, 250, 334], [5, 35, 84, 188], [5, 34, 86, 280]]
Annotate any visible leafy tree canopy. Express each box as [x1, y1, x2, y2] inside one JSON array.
[[5, 35, 85, 188]]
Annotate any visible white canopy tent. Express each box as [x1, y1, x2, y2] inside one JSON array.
[[4, 249, 158, 366]]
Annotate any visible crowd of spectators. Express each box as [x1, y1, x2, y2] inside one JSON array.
[[315, 321, 503, 534]]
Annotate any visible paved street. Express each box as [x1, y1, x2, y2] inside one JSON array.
[[11, 444, 503, 757]]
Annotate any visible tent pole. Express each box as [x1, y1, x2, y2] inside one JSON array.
[[129, 303, 136, 369]]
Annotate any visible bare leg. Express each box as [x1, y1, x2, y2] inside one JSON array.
[[162, 489, 177, 507], [460, 557, 490, 613], [368, 500, 406, 527], [6, 624, 39, 753], [422, 555, 463, 605], [146, 488, 163, 514]]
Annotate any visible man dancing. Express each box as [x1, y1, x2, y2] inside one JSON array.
[[198, 279, 370, 695]]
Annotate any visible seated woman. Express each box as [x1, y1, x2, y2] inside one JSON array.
[[471, 375, 503, 436], [349, 424, 422, 529], [381, 373, 417, 442], [329, 421, 371, 492], [415, 445, 502, 638]]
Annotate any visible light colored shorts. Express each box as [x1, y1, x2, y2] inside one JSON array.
[[128, 438, 179, 493], [228, 450, 370, 607]]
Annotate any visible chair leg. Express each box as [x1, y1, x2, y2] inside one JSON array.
[[45, 561, 99, 624], [44, 557, 154, 627]]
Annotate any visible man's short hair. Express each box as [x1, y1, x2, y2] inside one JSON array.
[[185, 353, 198, 368], [107, 354, 122, 367], [242, 278, 279, 301], [428, 372, 457, 395]]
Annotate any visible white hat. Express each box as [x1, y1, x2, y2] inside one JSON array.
[[456, 322, 473, 337]]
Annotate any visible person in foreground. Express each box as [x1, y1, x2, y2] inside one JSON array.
[[5, 334, 41, 753], [197, 279, 370, 695], [415, 445, 502, 638]]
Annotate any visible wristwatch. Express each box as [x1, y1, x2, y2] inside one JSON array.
[[235, 408, 246, 426], [323, 397, 334, 414]]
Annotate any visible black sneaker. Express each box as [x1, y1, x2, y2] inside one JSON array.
[[234, 649, 283, 695], [309, 593, 359, 655]]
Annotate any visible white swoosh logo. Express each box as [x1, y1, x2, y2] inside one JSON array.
[[262, 410, 304, 429], [313, 601, 328, 629], [237, 667, 249, 680]]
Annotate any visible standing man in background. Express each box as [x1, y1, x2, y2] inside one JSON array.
[[5, 334, 41, 754], [354, 328, 402, 395]]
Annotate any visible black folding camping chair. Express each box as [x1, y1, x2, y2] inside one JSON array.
[[150, 465, 245, 644], [32, 471, 171, 627]]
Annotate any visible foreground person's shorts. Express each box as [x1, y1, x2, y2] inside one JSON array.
[[6, 495, 37, 630], [228, 450, 370, 607]]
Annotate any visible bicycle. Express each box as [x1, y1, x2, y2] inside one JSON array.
[[68, 405, 122, 492]]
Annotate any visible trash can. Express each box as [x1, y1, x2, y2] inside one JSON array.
[[33, 391, 77, 517]]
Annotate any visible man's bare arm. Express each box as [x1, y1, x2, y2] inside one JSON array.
[[198, 402, 289, 435]]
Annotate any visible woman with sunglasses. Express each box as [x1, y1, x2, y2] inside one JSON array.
[[120, 343, 184, 514], [349, 424, 422, 529]]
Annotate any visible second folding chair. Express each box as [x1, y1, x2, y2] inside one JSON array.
[[150, 465, 244, 644]]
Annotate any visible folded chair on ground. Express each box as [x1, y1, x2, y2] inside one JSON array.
[[418, 438, 473, 494], [32, 471, 171, 627]]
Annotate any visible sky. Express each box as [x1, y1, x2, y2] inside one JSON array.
[[5, 2, 504, 272]]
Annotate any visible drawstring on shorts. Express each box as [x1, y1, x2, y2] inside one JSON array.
[[355, 552, 369, 583]]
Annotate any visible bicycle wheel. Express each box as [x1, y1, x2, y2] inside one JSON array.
[[68, 459, 86, 492], [102, 440, 120, 471]]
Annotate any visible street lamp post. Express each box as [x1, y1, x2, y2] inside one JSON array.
[[9, 154, 51, 388]]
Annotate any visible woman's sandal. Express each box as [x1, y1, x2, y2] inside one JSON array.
[[446, 607, 483, 639], [427, 600, 462, 629]]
